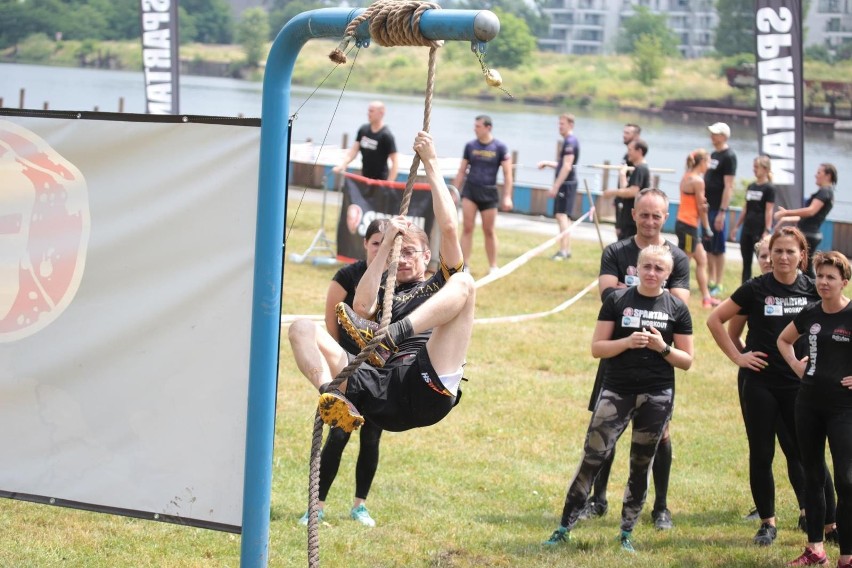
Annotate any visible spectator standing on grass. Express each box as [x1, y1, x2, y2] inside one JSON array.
[[675, 148, 718, 309], [704, 122, 737, 297], [537, 113, 579, 261], [707, 227, 836, 548], [545, 245, 693, 553], [603, 139, 651, 240], [334, 101, 398, 182], [732, 156, 775, 284], [452, 115, 513, 274], [774, 163, 836, 277], [297, 219, 388, 528], [778, 251, 849, 567], [577, 188, 690, 531]]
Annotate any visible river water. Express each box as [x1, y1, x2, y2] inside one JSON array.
[[2, 61, 850, 216]]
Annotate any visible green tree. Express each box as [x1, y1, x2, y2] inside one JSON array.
[[237, 7, 270, 67], [180, 0, 234, 43], [632, 34, 666, 85], [617, 6, 679, 56], [268, 0, 326, 39], [480, 8, 536, 69], [714, 0, 753, 56]]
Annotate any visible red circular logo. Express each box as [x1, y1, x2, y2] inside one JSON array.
[[0, 121, 90, 340]]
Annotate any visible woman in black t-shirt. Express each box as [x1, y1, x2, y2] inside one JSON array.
[[775, 163, 837, 276], [545, 246, 693, 552], [707, 227, 834, 548], [732, 155, 775, 283], [778, 251, 851, 567]]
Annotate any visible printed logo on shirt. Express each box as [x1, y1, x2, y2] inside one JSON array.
[[360, 136, 379, 151], [621, 307, 669, 330], [810, 324, 821, 335], [625, 266, 639, 287], [746, 190, 765, 201], [832, 328, 851, 342], [764, 295, 809, 316], [807, 333, 818, 376]]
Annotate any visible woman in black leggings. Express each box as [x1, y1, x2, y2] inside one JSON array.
[[779, 251, 852, 567], [732, 155, 775, 283], [707, 227, 834, 547]]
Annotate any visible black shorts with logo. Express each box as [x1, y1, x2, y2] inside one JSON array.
[[346, 344, 458, 432]]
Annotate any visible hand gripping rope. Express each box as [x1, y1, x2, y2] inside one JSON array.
[[307, 2, 442, 565]]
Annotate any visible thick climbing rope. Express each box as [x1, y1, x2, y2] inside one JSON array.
[[307, 2, 442, 565]]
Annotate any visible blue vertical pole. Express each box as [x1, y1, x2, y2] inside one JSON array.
[[240, 8, 499, 567]]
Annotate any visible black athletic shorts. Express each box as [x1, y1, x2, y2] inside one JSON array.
[[346, 345, 458, 432], [462, 183, 500, 211], [553, 180, 578, 218], [675, 220, 698, 253]]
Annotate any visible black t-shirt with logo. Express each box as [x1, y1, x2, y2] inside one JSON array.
[[730, 272, 818, 386], [356, 124, 397, 180], [598, 286, 692, 394], [375, 258, 462, 356], [706, 147, 737, 210], [599, 237, 691, 301], [794, 301, 852, 408], [742, 181, 776, 237]]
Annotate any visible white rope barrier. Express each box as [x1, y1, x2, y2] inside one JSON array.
[[281, 208, 597, 327], [472, 278, 599, 325], [474, 209, 593, 289]]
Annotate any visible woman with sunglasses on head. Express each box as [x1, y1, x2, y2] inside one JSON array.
[[545, 245, 693, 553], [778, 251, 851, 567], [707, 227, 834, 547]]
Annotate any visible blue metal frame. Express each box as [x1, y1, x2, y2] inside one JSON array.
[[240, 8, 499, 567]]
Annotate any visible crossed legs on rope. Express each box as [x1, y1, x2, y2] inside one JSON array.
[[289, 270, 475, 432]]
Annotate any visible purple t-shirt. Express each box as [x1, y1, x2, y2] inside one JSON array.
[[462, 138, 509, 188]]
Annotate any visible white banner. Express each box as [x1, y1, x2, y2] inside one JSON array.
[[0, 113, 259, 531]]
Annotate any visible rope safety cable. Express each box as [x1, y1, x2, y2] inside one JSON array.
[[307, 2, 442, 565]]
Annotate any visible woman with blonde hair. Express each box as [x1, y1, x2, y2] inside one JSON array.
[[733, 156, 775, 283], [675, 149, 717, 308]]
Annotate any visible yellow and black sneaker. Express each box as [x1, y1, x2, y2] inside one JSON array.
[[318, 389, 364, 433], [335, 302, 396, 367]]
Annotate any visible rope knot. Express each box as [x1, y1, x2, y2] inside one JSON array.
[[329, 0, 443, 64]]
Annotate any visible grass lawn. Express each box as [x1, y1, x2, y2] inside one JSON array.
[[0, 197, 816, 567]]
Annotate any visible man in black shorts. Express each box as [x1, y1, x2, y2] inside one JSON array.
[[705, 122, 737, 296], [537, 113, 579, 260], [453, 115, 513, 273], [289, 131, 474, 433]]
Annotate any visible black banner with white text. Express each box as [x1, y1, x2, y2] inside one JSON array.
[[336, 174, 435, 262], [754, 0, 804, 209], [139, 0, 180, 114]]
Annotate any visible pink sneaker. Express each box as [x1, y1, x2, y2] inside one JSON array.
[[786, 547, 827, 566]]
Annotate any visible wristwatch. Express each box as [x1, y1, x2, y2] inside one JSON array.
[[661, 344, 672, 357]]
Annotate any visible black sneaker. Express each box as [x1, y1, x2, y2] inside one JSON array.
[[652, 508, 673, 530], [754, 522, 778, 546], [744, 507, 760, 521], [336, 302, 395, 367]]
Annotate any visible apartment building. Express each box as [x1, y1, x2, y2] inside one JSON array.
[[540, 0, 850, 57]]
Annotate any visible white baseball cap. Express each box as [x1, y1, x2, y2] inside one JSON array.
[[708, 122, 731, 138]]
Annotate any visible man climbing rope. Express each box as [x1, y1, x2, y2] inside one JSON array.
[[288, 131, 474, 432]]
